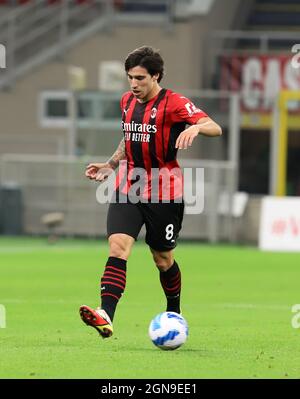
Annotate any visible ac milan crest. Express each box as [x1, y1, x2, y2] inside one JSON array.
[[151, 107, 157, 119]]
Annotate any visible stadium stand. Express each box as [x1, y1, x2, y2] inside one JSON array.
[[247, 0, 300, 32], [233, 0, 300, 50]]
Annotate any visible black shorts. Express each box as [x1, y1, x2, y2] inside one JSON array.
[[107, 201, 184, 251]]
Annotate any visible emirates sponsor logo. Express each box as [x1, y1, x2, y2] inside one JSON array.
[[122, 120, 157, 134]]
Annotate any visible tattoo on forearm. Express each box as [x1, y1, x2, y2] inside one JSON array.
[[107, 139, 126, 169]]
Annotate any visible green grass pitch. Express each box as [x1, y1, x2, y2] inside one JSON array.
[[0, 236, 299, 379]]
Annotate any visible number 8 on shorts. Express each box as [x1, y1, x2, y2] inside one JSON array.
[[165, 224, 174, 241]]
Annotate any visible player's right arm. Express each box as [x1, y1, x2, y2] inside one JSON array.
[[85, 138, 126, 182]]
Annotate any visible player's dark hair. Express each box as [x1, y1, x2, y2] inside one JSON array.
[[125, 46, 164, 82]]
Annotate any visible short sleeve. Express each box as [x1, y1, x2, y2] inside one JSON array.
[[170, 92, 208, 124]]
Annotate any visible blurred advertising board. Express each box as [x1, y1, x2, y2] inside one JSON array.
[[259, 196, 300, 251]]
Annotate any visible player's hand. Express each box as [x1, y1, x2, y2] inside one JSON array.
[[85, 163, 114, 182], [175, 125, 199, 150]]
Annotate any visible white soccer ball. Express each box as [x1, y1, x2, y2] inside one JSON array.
[[148, 312, 188, 350]]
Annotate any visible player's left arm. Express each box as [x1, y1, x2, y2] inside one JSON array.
[[175, 117, 222, 150]]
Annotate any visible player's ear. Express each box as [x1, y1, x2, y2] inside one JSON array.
[[152, 73, 159, 82]]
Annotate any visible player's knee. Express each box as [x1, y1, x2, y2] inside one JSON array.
[[109, 234, 132, 260], [152, 250, 173, 271]]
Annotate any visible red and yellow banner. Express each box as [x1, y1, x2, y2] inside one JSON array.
[[221, 55, 300, 128]]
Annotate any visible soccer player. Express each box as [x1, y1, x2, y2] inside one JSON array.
[[80, 46, 222, 338]]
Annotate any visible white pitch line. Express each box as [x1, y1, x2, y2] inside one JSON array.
[[0, 300, 292, 310], [212, 303, 291, 310], [0, 299, 79, 304], [0, 246, 100, 253]]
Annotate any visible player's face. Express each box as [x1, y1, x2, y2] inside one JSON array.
[[127, 66, 160, 102]]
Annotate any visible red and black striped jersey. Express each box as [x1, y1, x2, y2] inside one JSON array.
[[117, 89, 208, 201]]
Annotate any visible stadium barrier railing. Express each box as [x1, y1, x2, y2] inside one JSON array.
[[0, 154, 236, 242]]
